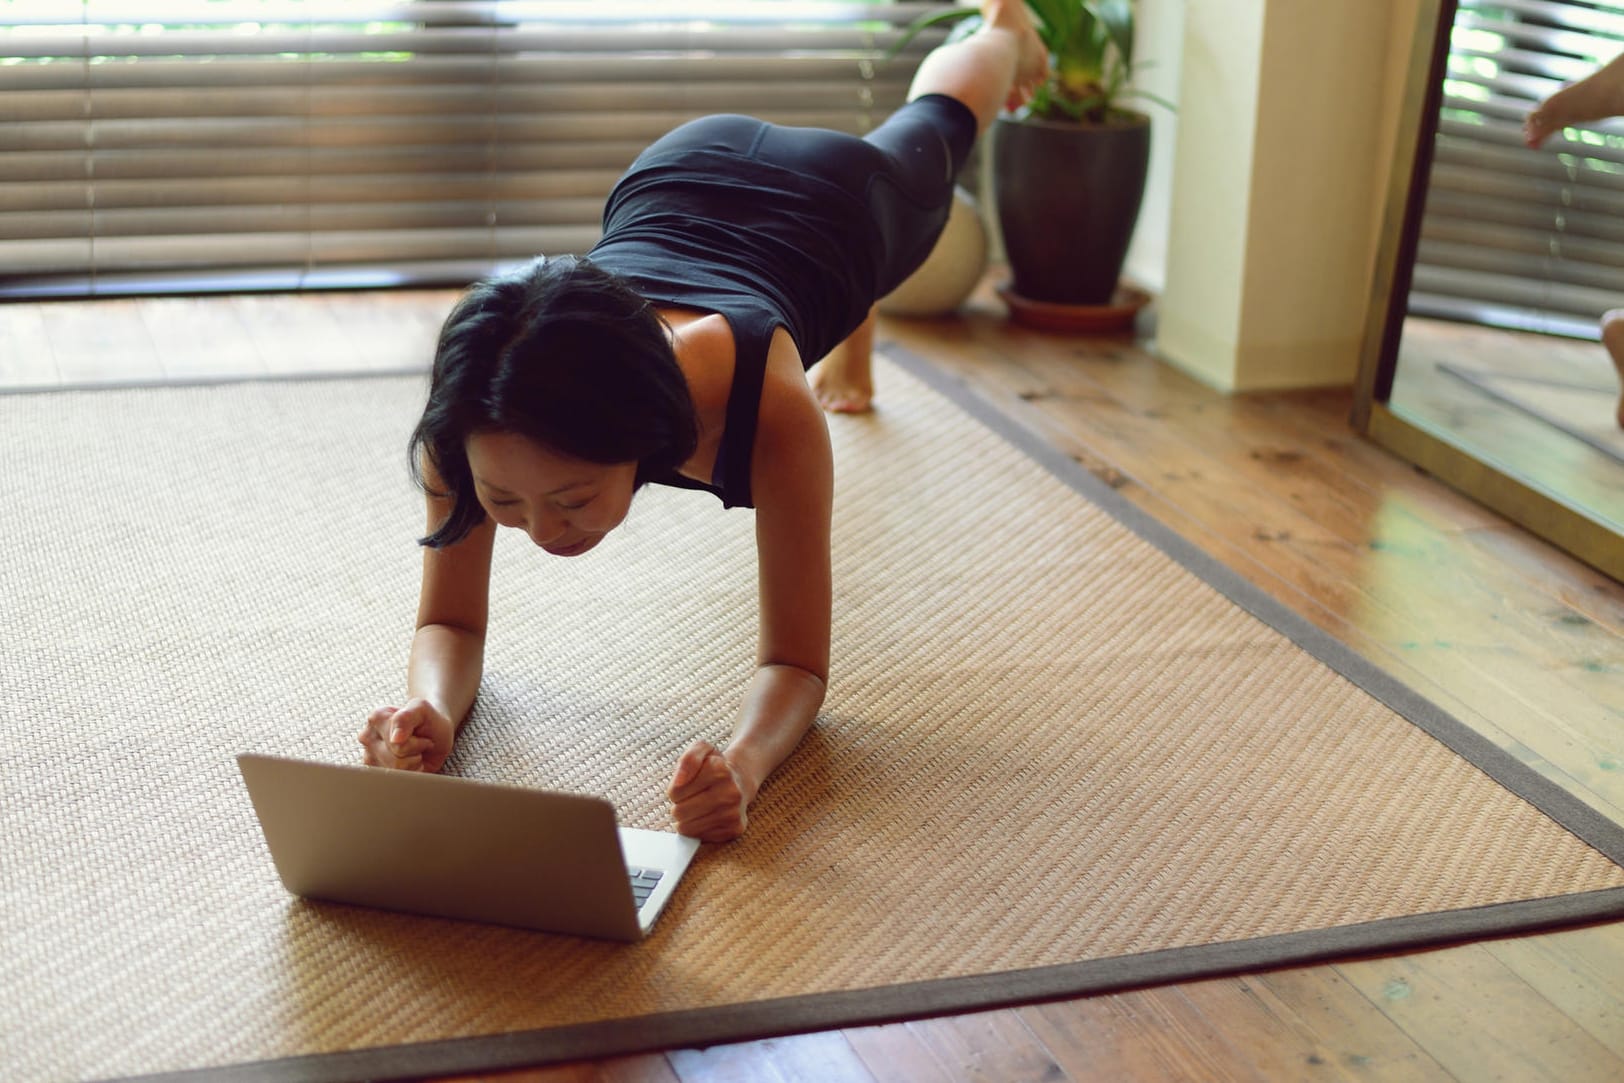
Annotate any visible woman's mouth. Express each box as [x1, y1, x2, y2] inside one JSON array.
[[544, 537, 593, 557]]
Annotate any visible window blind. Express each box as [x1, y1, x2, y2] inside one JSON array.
[[1413, 0, 1624, 338], [0, 0, 944, 298]]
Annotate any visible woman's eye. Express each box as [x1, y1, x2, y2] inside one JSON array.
[[559, 498, 591, 511]]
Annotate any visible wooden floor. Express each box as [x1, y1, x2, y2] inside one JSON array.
[[5, 279, 1623, 1082]]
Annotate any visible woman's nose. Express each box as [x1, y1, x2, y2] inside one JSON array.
[[525, 509, 566, 547]]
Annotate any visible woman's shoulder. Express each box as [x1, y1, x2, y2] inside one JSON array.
[[750, 331, 832, 514], [756, 331, 822, 451]]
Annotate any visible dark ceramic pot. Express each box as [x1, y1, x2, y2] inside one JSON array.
[[991, 111, 1151, 306]]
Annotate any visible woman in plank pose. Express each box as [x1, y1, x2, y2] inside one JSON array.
[[358, 2, 1049, 841]]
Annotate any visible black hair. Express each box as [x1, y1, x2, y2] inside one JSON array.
[[408, 256, 700, 548]]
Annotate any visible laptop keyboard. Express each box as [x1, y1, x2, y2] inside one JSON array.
[[628, 865, 664, 910]]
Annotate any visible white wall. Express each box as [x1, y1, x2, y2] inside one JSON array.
[[1151, 0, 1266, 379], [1154, 0, 1427, 391], [1123, 0, 1186, 293]]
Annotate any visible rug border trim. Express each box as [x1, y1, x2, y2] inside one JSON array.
[[0, 365, 432, 398], [117, 887, 1624, 1083]]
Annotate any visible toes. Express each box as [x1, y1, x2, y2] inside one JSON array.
[[818, 391, 873, 414], [812, 378, 874, 414]]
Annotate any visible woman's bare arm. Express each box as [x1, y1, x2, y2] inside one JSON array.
[[359, 476, 495, 772], [668, 331, 833, 840], [1525, 52, 1624, 147]]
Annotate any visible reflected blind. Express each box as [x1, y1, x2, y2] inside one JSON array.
[[0, 1, 942, 298], [1414, 0, 1624, 337]]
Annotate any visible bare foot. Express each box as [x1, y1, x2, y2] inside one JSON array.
[[984, 0, 1050, 110], [811, 359, 874, 414], [811, 308, 876, 413], [1601, 309, 1624, 430], [1524, 57, 1624, 148]]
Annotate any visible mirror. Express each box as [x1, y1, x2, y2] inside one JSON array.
[[1357, 0, 1624, 582]]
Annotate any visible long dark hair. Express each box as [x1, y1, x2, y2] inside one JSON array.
[[408, 256, 700, 548]]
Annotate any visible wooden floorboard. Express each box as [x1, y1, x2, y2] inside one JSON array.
[[15, 281, 1623, 1083]]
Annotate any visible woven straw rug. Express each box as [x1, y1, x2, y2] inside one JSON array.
[[4, 348, 1623, 1083]]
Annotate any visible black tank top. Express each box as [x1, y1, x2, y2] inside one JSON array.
[[588, 135, 878, 509]]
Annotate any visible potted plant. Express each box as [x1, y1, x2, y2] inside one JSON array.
[[904, 1, 1170, 327]]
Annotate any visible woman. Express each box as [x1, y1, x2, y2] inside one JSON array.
[[358, 2, 1050, 842]]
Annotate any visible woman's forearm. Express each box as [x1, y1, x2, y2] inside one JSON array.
[[406, 623, 485, 729], [723, 662, 826, 799]]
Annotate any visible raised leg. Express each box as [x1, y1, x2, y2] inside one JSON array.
[[906, 1, 1050, 133], [812, 5, 1047, 416]]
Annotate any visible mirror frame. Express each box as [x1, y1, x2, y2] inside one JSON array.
[[1352, 0, 1624, 583]]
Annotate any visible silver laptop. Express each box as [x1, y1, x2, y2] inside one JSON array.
[[237, 753, 699, 941]]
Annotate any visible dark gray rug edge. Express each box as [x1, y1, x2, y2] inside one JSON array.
[[80, 342, 1624, 1083], [117, 887, 1624, 1083], [0, 364, 433, 397]]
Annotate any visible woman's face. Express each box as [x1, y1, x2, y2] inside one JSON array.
[[464, 431, 637, 557]]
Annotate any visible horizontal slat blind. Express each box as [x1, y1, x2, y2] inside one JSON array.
[[1413, 0, 1624, 338], [0, 1, 943, 297]]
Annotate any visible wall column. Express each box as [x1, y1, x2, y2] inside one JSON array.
[[1155, 0, 1420, 391]]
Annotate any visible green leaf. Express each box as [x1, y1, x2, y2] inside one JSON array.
[[885, 5, 981, 62], [1123, 88, 1178, 113], [1024, 0, 1072, 48], [1093, 0, 1135, 66]]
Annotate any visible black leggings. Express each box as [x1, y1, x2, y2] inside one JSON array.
[[637, 95, 979, 298]]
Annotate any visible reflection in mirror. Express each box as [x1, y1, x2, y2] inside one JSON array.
[[1389, 0, 1624, 542]]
